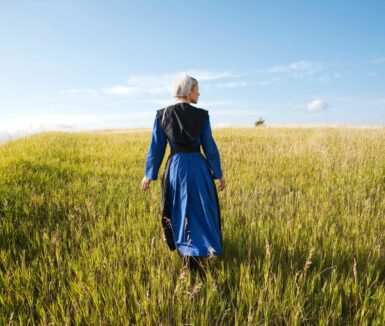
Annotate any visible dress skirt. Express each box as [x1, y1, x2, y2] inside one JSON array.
[[164, 151, 223, 257]]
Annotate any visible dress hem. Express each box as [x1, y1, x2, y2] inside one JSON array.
[[177, 245, 223, 257]]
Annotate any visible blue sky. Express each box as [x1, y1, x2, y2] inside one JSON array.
[[1, 0, 385, 140]]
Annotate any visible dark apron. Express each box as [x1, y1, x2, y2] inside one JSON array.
[[160, 144, 223, 251]]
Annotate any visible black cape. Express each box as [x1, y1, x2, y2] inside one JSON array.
[[156, 103, 222, 252], [156, 102, 209, 146]]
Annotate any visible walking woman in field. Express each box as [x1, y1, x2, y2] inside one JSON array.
[[141, 74, 225, 277]]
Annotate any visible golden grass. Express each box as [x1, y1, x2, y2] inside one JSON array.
[[1, 127, 385, 324]]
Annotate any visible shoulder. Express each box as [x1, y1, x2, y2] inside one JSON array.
[[194, 107, 209, 121], [190, 107, 209, 122], [156, 105, 208, 117], [190, 105, 208, 114], [156, 105, 174, 119], [156, 107, 166, 118]]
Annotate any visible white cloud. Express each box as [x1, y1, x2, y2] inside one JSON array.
[[307, 98, 329, 111], [268, 60, 323, 79], [102, 85, 164, 95], [125, 75, 169, 86], [215, 81, 249, 88], [318, 72, 342, 83], [101, 70, 235, 97], [141, 99, 236, 108], [0, 112, 155, 136], [123, 73, 174, 94], [59, 70, 236, 98], [188, 70, 234, 81], [0, 114, 100, 135], [257, 76, 282, 86]]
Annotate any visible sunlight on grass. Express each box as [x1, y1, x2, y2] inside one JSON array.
[[1, 127, 385, 324]]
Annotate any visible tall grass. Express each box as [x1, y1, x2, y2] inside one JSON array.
[[1, 127, 385, 324]]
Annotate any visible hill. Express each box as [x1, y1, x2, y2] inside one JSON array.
[[1, 128, 385, 324]]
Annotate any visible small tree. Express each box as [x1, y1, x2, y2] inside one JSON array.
[[255, 117, 265, 127]]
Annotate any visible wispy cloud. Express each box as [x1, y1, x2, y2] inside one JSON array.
[[215, 75, 283, 88], [318, 72, 342, 83], [215, 81, 249, 88], [59, 62, 340, 100], [59, 70, 237, 97], [307, 98, 329, 111], [187, 70, 235, 80], [0, 112, 155, 134], [258, 77, 282, 86], [268, 60, 323, 79], [123, 71, 234, 86], [102, 85, 164, 95], [101, 70, 235, 96], [0, 113, 102, 133], [60, 61, 339, 99], [141, 98, 236, 108], [103, 76, 169, 96]]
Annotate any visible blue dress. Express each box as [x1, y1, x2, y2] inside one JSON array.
[[144, 112, 223, 257]]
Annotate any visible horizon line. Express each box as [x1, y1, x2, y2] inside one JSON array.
[[1, 123, 385, 145]]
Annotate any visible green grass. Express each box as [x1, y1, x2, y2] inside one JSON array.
[[1, 127, 385, 325]]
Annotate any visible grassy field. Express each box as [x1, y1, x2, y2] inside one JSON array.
[[1, 127, 385, 325]]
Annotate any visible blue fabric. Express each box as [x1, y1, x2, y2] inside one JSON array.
[[144, 113, 223, 256]]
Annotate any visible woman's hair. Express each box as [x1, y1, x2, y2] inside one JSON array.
[[172, 74, 198, 98]]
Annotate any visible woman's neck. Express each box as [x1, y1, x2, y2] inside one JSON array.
[[176, 97, 190, 104]]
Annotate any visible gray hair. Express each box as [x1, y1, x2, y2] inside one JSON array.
[[171, 74, 198, 97]]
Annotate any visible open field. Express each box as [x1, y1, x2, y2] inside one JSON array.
[[1, 127, 385, 324]]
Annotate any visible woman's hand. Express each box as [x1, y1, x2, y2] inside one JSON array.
[[141, 176, 152, 191], [218, 177, 225, 191]]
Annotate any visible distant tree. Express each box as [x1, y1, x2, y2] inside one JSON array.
[[254, 117, 265, 127]]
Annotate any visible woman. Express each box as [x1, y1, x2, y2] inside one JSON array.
[[141, 74, 226, 277]]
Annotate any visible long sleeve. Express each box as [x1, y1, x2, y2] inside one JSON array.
[[201, 114, 223, 179], [144, 115, 168, 180]]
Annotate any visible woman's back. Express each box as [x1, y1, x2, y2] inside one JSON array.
[[144, 102, 223, 256], [145, 103, 223, 181], [141, 73, 225, 275]]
